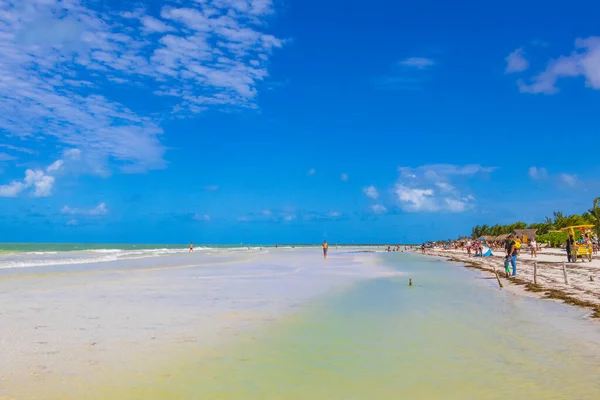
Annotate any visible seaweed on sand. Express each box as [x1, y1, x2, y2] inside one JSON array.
[[444, 256, 600, 319]]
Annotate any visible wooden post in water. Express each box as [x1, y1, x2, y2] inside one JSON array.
[[492, 264, 503, 289], [562, 262, 569, 285], [533, 261, 538, 285]]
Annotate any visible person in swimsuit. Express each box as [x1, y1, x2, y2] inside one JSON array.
[[322, 240, 328, 259], [189, 242, 194, 253]]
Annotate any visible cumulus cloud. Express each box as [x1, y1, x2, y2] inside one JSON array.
[[394, 164, 487, 213], [505, 48, 529, 73], [0, 163, 60, 197], [528, 166, 549, 180], [0, 0, 283, 172], [61, 202, 108, 216], [0, 147, 85, 197], [363, 186, 379, 199], [340, 173, 349, 181], [399, 57, 435, 69], [395, 185, 438, 212], [517, 37, 600, 94]]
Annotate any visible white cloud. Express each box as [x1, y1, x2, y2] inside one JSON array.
[[394, 164, 488, 213], [528, 166, 549, 180], [395, 185, 438, 212], [340, 173, 349, 181], [517, 37, 600, 94], [308, 168, 316, 175], [62, 202, 108, 216], [399, 57, 435, 69], [558, 173, 577, 187], [205, 185, 219, 191], [0, 152, 16, 162], [435, 182, 456, 193], [67, 219, 78, 226], [283, 214, 296, 222], [0, 180, 26, 197], [505, 48, 529, 73], [140, 16, 174, 33], [328, 211, 341, 218], [0, 144, 36, 155], [363, 185, 379, 199], [262, 210, 272, 216], [32, 174, 55, 197], [193, 213, 211, 221], [0, 0, 283, 173], [0, 147, 85, 197], [370, 204, 387, 214], [399, 165, 495, 182], [444, 198, 472, 213], [46, 160, 64, 173], [0, 168, 55, 197]]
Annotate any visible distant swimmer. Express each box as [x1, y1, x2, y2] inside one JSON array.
[[189, 242, 194, 253], [322, 240, 328, 259]]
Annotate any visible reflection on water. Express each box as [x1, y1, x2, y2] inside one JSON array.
[[78, 254, 600, 399]]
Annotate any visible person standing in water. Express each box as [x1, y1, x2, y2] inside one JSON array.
[[189, 242, 194, 253], [322, 240, 328, 259]]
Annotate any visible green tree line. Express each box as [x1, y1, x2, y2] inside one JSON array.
[[470, 197, 600, 246]]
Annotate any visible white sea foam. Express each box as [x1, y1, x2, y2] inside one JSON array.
[[0, 246, 272, 270]]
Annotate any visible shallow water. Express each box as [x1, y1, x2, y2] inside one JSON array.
[[67, 252, 600, 400]]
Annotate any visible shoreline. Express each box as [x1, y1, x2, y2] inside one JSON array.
[[421, 248, 600, 319]]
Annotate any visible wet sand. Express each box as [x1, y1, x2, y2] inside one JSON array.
[[0, 248, 397, 399]]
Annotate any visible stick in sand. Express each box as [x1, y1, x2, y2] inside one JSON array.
[[562, 262, 569, 285], [492, 264, 503, 289], [533, 261, 538, 285]]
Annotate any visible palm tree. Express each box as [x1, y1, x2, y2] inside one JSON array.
[[590, 197, 600, 235]]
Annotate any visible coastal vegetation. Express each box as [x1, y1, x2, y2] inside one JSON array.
[[470, 197, 600, 247]]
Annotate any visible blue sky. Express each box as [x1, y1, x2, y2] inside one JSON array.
[[0, 0, 599, 244]]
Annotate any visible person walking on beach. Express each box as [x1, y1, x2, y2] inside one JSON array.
[[189, 242, 194, 253], [507, 234, 518, 277], [566, 234, 574, 263], [530, 238, 537, 258], [322, 240, 328, 259]]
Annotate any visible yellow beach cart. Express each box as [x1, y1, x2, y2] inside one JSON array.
[[561, 225, 594, 262]]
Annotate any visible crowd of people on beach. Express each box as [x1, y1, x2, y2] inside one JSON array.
[[422, 230, 599, 278]]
